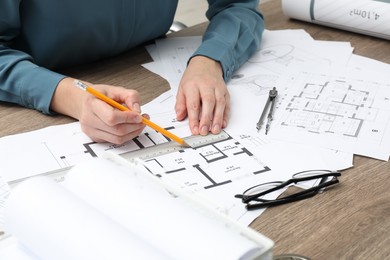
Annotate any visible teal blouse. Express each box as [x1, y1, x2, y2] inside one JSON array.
[[0, 0, 263, 114]]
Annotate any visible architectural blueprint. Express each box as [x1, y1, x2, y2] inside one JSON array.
[[217, 30, 390, 160], [269, 70, 390, 160], [140, 132, 270, 191], [0, 98, 276, 223]]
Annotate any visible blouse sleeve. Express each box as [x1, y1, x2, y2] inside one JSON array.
[[0, 0, 64, 114], [192, 0, 264, 81]]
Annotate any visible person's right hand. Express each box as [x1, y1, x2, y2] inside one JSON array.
[[50, 77, 148, 144]]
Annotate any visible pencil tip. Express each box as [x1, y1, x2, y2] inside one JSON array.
[[181, 141, 192, 148]]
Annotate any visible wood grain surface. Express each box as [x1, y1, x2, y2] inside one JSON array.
[[0, 1, 389, 259]]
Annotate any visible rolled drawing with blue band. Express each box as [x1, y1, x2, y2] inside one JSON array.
[[282, 0, 390, 40]]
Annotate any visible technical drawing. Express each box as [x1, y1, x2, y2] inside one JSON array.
[[248, 44, 295, 64], [141, 133, 271, 191], [274, 72, 390, 146], [46, 122, 273, 195], [46, 125, 271, 193], [230, 74, 279, 96], [248, 44, 332, 68], [280, 80, 367, 137]]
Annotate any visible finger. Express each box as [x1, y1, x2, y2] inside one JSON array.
[[142, 113, 150, 121], [175, 89, 188, 121], [131, 102, 141, 114], [210, 89, 227, 134], [82, 103, 145, 142], [82, 123, 146, 144], [185, 89, 201, 135], [80, 113, 145, 144], [198, 89, 216, 136], [91, 96, 142, 125], [222, 92, 231, 129], [81, 99, 144, 142], [103, 87, 141, 113]]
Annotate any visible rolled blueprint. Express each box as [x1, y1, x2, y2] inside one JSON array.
[[4, 158, 270, 260], [282, 0, 390, 40]]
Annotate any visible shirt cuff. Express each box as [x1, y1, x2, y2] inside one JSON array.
[[191, 37, 236, 82], [20, 66, 65, 115]]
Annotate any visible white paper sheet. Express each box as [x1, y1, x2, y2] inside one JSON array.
[[3, 158, 270, 260], [5, 176, 167, 260]]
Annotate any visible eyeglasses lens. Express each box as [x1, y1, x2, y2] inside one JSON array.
[[244, 182, 282, 197]]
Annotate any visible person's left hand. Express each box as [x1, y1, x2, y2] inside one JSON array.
[[175, 56, 230, 136]]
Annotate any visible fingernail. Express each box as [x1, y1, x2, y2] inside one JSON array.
[[142, 113, 150, 120], [200, 125, 209, 135], [222, 120, 227, 128], [212, 124, 220, 133], [192, 125, 199, 135], [133, 103, 141, 113]]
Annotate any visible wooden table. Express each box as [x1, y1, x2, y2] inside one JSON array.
[[1, 0, 389, 259]]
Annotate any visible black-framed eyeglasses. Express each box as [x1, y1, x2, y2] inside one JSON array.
[[235, 170, 341, 210]]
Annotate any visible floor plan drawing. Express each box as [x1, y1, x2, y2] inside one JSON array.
[[140, 133, 271, 192], [281, 78, 369, 137], [270, 71, 390, 159], [0, 119, 190, 183]]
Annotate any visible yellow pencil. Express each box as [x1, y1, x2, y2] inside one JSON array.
[[74, 80, 190, 148]]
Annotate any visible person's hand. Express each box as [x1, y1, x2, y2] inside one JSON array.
[[175, 56, 230, 136], [51, 77, 148, 144]]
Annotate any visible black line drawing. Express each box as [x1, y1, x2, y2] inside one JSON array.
[[141, 133, 271, 191]]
